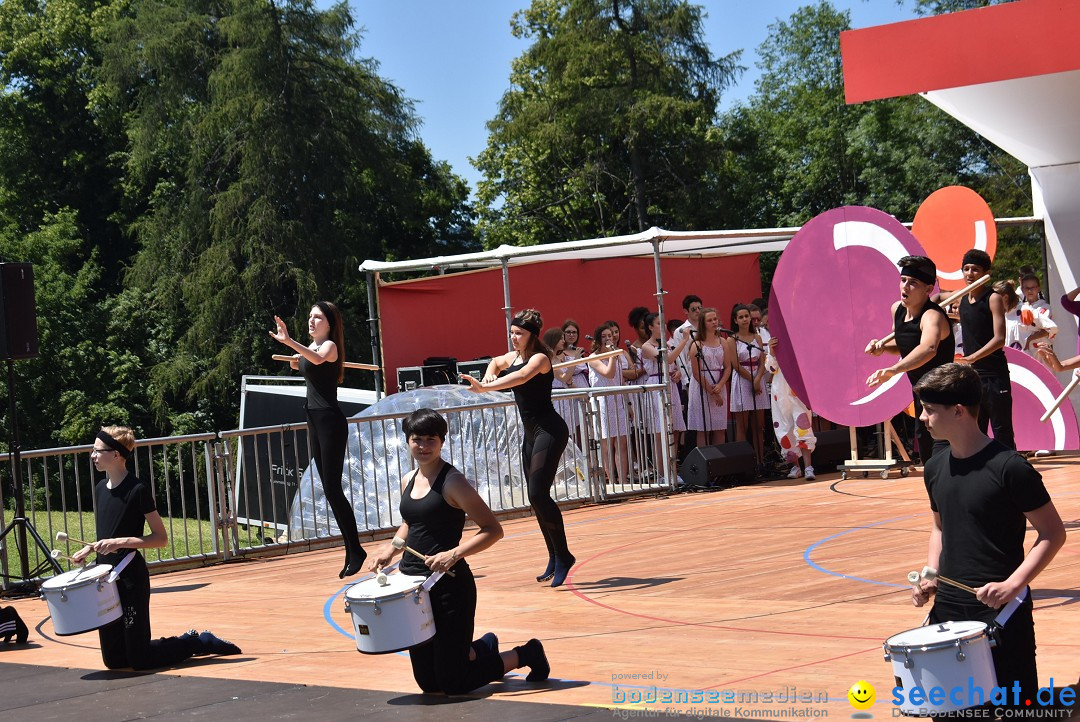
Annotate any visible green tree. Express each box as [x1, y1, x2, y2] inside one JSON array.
[[94, 0, 474, 426], [475, 0, 740, 247], [0, 0, 130, 282]]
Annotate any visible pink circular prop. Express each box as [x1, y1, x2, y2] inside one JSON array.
[[1001, 348, 1079, 451], [770, 207, 928, 427]]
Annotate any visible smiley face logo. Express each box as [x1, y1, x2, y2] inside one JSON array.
[[848, 680, 876, 711]]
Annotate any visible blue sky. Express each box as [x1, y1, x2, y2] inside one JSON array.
[[341, 1, 920, 191]]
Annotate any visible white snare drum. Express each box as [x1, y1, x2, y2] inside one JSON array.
[[344, 572, 437, 654], [884, 621, 998, 714], [40, 565, 121, 636]]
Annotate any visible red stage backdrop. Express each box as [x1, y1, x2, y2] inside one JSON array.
[[378, 255, 762, 392]]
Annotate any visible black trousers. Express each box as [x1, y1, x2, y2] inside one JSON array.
[[521, 415, 571, 562], [307, 406, 361, 556], [929, 591, 1037, 708], [98, 554, 198, 670], [975, 373, 1015, 450], [409, 569, 505, 694]]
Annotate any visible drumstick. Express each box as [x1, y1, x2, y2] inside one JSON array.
[[272, 354, 379, 371], [918, 566, 979, 595], [391, 537, 456, 577], [553, 348, 623, 370], [51, 549, 83, 564], [875, 274, 992, 346], [1040, 372, 1080, 423], [56, 531, 94, 546]]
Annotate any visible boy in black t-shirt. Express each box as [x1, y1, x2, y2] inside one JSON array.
[[70, 426, 241, 669], [910, 366, 1065, 704]]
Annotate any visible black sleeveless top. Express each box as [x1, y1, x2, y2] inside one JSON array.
[[299, 355, 338, 409], [893, 299, 955, 385], [399, 462, 467, 576], [958, 289, 1009, 377], [499, 356, 557, 422]]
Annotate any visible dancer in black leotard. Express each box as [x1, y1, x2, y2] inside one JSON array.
[[270, 302, 365, 578], [368, 408, 549, 694], [461, 309, 574, 587]]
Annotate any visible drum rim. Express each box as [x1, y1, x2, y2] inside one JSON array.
[[345, 574, 429, 602], [884, 621, 990, 652], [40, 564, 114, 590]]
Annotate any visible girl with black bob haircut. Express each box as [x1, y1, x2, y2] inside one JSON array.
[[368, 408, 550, 694]]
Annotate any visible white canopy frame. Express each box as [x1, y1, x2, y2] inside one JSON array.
[[360, 225, 800, 399]]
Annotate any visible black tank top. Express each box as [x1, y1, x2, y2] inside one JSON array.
[[399, 462, 466, 576], [893, 299, 955, 385], [299, 356, 338, 409], [499, 356, 556, 422], [958, 289, 1009, 376]]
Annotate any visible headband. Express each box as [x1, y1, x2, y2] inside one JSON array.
[[898, 261, 936, 286], [96, 431, 133, 458], [915, 387, 982, 407], [961, 249, 991, 270], [511, 316, 541, 336]]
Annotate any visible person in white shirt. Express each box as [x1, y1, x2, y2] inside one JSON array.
[[1014, 274, 1057, 358]]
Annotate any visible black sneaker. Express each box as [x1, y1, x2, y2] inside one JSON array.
[[196, 630, 241, 656], [0, 606, 28, 644]]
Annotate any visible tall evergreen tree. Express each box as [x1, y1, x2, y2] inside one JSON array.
[[475, 0, 740, 247]]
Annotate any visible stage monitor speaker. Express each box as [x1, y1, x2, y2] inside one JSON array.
[[457, 359, 489, 381], [0, 263, 39, 360], [680, 441, 755, 488], [812, 428, 851, 472]]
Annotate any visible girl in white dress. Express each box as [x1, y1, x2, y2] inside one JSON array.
[[545, 328, 579, 433], [587, 325, 629, 484], [729, 305, 768, 469], [686, 308, 731, 447]]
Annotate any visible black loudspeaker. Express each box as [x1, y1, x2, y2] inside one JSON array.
[[0, 263, 38, 360], [680, 441, 756, 488], [812, 428, 851, 472]]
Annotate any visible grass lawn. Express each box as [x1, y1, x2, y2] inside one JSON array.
[[1, 509, 220, 576]]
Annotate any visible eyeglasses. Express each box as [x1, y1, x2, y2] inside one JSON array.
[[90, 447, 117, 456]]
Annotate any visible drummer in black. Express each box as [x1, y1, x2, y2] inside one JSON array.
[[70, 426, 240, 669], [367, 409, 550, 694], [461, 309, 574, 587], [865, 256, 954, 463], [910, 365, 1065, 706], [957, 249, 1014, 449]]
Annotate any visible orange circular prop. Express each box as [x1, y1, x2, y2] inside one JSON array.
[[911, 186, 996, 292]]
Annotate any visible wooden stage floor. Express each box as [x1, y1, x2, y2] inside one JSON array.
[[3, 459, 1079, 720]]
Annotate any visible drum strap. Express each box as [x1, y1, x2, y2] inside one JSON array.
[[106, 551, 137, 583], [993, 586, 1029, 627], [421, 571, 445, 592]]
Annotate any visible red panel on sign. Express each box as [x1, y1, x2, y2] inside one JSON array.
[[841, 0, 1080, 104]]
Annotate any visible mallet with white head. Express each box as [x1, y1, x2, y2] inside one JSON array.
[[51, 549, 83, 564], [391, 537, 456, 577], [56, 531, 95, 546], [913, 566, 979, 595]]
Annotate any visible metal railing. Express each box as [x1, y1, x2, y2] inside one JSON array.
[[2, 385, 673, 583]]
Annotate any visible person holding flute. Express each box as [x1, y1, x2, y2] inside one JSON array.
[[865, 256, 955, 463], [460, 309, 575, 587], [270, 301, 365, 578]]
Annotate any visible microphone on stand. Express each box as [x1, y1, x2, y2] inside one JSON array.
[[624, 340, 639, 363]]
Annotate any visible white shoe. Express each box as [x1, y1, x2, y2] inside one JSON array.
[[804, 466, 816, 480], [787, 466, 802, 479]]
